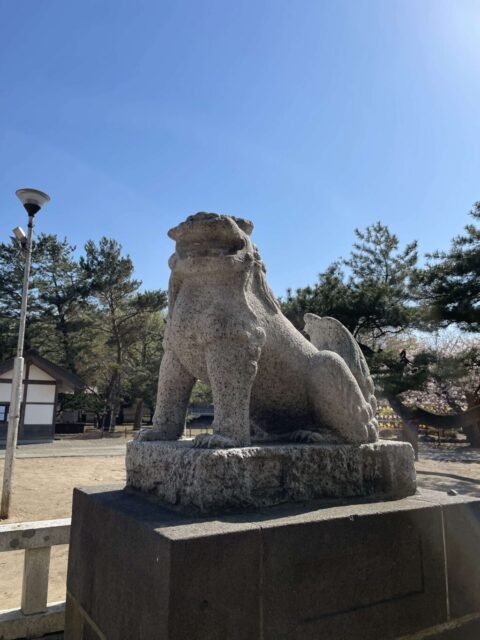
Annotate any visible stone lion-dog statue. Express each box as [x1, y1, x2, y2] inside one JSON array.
[[139, 212, 378, 448]]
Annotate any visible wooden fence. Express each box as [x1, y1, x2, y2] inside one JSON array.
[[0, 518, 70, 640]]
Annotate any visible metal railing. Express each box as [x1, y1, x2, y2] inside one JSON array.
[[0, 518, 70, 640]]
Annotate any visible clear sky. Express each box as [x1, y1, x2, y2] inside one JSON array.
[[1, 0, 479, 296]]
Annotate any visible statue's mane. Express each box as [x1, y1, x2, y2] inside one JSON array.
[[167, 242, 281, 318], [251, 250, 281, 314], [167, 273, 180, 319]]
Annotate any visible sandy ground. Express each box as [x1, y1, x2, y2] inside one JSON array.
[[0, 441, 479, 611], [0, 455, 126, 611], [416, 443, 480, 497]]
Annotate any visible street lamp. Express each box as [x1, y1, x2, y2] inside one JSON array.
[[0, 188, 50, 519]]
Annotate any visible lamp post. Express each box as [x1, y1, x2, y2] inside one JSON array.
[[0, 188, 50, 519]]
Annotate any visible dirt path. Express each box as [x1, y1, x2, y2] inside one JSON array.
[[0, 443, 479, 612]]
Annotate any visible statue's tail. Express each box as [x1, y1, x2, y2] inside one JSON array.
[[304, 314, 377, 415]]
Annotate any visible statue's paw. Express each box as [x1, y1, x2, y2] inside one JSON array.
[[135, 427, 175, 442], [343, 402, 372, 444], [289, 430, 321, 443], [193, 433, 238, 449], [136, 427, 158, 441], [341, 422, 369, 445], [357, 401, 371, 426], [250, 421, 270, 442], [288, 429, 341, 444], [367, 419, 379, 443]]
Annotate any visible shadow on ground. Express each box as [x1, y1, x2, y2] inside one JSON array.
[[418, 442, 480, 464], [417, 472, 480, 498]]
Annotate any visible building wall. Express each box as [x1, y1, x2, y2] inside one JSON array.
[[0, 363, 57, 444]]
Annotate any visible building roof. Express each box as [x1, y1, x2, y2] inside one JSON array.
[[0, 350, 84, 392]]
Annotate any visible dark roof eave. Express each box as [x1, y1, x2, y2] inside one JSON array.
[[0, 350, 85, 391]]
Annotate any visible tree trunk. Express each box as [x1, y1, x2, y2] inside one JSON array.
[[117, 407, 125, 425], [464, 423, 480, 448], [107, 370, 120, 433], [101, 412, 110, 431], [401, 422, 419, 460], [108, 406, 116, 433], [133, 399, 144, 430], [386, 394, 419, 459]]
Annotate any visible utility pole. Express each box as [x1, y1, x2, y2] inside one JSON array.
[[0, 188, 50, 519]]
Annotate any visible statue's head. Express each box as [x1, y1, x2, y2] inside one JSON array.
[[167, 212, 280, 312], [167, 212, 255, 273]]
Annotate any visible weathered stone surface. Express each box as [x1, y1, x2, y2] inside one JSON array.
[[66, 486, 480, 640], [126, 439, 416, 513], [443, 500, 480, 618], [138, 211, 378, 448], [304, 313, 378, 415], [0, 603, 65, 640], [67, 486, 263, 640]]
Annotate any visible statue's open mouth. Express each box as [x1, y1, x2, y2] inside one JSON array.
[[176, 240, 245, 259], [169, 213, 248, 260]]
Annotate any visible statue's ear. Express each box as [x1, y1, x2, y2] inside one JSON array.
[[232, 217, 254, 236], [168, 225, 179, 241]]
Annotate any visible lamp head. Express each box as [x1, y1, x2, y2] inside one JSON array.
[[12, 226, 27, 251], [15, 188, 50, 216], [13, 226, 26, 242]]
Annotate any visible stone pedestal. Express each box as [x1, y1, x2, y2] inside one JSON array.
[[126, 440, 416, 514], [66, 486, 480, 640]]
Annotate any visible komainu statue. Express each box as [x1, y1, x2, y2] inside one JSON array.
[[139, 212, 378, 448]]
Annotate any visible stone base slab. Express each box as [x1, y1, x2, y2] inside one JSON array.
[[126, 439, 416, 513], [65, 486, 480, 640]]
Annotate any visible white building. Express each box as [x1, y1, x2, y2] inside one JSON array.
[[0, 351, 83, 444]]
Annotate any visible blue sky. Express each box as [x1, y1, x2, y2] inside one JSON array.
[[1, 0, 479, 296]]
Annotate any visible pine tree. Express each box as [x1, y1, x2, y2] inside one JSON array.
[[280, 219, 480, 449], [281, 222, 418, 349], [0, 238, 29, 359], [30, 235, 91, 372], [80, 238, 167, 430], [0, 234, 88, 365], [415, 204, 480, 332], [124, 308, 166, 428]]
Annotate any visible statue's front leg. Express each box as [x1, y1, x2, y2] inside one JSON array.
[[194, 332, 264, 449], [137, 348, 195, 441]]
